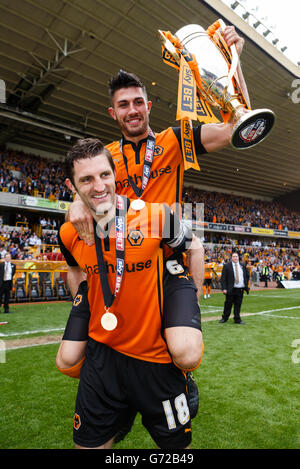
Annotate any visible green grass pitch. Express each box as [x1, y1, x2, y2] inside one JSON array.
[[0, 289, 300, 449]]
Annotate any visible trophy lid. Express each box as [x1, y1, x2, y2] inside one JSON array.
[[175, 24, 207, 47]]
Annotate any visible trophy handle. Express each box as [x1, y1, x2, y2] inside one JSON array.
[[217, 19, 239, 88], [157, 30, 181, 64]]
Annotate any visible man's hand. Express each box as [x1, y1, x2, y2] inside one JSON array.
[[68, 199, 94, 246], [223, 25, 245, 57], [222, 25, 251, 109], [223, 289, 227, 295]]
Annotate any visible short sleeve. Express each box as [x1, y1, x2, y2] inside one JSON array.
[[172, 124, 207, 155]]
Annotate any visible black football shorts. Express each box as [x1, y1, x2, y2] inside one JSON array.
[[203, 278, 212, 286], [73, 339, 192, 449]]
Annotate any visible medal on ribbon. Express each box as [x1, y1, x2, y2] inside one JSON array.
[[94, 195, 128, 331]]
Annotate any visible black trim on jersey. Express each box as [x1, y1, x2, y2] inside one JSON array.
[[121, 135, 155, 198], [58, 229, 78, 267], [121, 135, 148, 165], [162, 205, 193, 252], [156, 255, 163, 323], [172, 125, 207, 155]]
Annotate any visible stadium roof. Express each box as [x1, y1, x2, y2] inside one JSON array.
[[0, 0, 299, 199]]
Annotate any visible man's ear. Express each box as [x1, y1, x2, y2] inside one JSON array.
[[108, 106, 116, 120], [65, 178, 76, 193]]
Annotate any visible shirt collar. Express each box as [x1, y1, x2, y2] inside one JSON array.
[[121, 134, 148, 149]]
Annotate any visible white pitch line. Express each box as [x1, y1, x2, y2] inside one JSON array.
[[252, 306, 300, 316], [203, 305, 300, 321], [201, 308, 223, 314], [6, 340, 61, 351], [201, 305, 223, 308], [262, 314, 300, 320], [0, 327, 65, 338], [250, 294, 300, 298]]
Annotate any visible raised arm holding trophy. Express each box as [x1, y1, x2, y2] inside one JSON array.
[[158, 19, 275, 151]]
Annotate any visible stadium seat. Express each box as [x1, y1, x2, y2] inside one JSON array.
[[55, 278, 71, 300], [29, 278, 43, 301], [42, 279, 57, 301], [14, 278, 27, 302]]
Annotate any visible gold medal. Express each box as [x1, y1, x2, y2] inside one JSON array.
[[101, 309, 118, 331], [130, 199, 145, 211]]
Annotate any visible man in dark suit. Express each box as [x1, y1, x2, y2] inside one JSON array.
[[219, 251, 249, 324], [0, 253, 16, 313]]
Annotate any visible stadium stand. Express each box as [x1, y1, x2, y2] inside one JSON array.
[[183, 186, 300, 231], [0, 170, 71, 302], [0, 149, 73, 202], [0, 146, 299, 301]]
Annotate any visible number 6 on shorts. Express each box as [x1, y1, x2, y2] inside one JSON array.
[[166, 259, 184, 275]]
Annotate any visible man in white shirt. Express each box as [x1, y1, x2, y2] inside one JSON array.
[[0, 253, 16, 313], [219, 252, 249, 324]]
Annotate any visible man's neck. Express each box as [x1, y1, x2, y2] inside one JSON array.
[[122, 127, 150, 145]]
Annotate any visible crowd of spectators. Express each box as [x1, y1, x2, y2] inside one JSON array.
[[0, 225, 59, 260], [204, 243, 300, 282], [183, 186, 300, 232], [205, 233, 300, 250], [0, 148, 73, 201]]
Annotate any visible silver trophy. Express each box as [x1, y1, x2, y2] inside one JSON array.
[[159, 21, 275, 149]]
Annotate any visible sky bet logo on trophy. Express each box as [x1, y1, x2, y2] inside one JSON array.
[[0, 79, 6, 103], [158, 19, 276, 150]]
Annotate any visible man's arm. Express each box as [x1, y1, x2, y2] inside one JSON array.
[[185, 235, 204, 301], [221, 264, 228, 294], [201, 121, 234, 153], [67, 265, 86, 298], [244, 265, 250, 293], [66, 193, 94, 246]]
